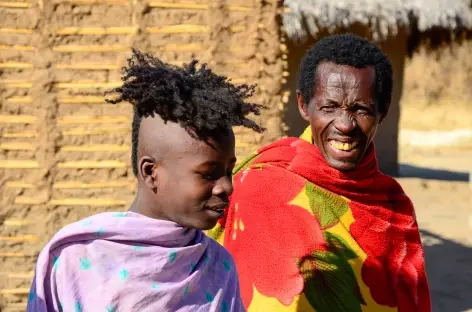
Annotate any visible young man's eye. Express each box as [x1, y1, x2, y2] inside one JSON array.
[[200, 172, 220, 181]]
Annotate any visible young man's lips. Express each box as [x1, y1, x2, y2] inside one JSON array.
[[206, 203, 229, 212]]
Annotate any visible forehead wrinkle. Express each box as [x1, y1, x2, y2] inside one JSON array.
[[316, 64, 344, 96], [343, 69, 363, 91], [314, 64, 328, 90], [326, 72, 342, 88]]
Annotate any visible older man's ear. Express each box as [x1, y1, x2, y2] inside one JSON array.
[[379, 102, 390, 124], [297, 90, 311, 122]]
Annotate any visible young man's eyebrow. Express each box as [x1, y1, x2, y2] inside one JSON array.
[[197, 158, 236, 167], [195, 161, 220, 168]]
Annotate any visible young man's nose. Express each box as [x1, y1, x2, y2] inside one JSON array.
[[212, 176, 233, 197]]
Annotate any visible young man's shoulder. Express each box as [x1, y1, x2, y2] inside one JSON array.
[[205, 235, 236, 265], [42, 212, 119, 256]]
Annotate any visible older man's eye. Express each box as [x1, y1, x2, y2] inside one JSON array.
[[320, 105, 336, 112], [357, 108, 372, 115], [353, 103, 372, 115]]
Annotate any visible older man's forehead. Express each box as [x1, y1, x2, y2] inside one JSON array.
[[319, 63, 374, 86], [326, 71, 342, 86]]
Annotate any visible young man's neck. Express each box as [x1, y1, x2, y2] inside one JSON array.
[[128, 187, 163, 220]]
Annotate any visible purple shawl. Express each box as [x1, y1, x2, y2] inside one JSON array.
[[27, 212, 244, 312]]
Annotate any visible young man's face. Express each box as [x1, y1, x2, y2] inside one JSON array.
[[157, 133, 236, 230], [136, 117, 236, 230]]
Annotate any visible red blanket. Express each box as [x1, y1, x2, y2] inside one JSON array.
[[208, 128, 431, 312]]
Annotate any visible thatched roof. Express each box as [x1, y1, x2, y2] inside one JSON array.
[[283, 0, 472, 52]]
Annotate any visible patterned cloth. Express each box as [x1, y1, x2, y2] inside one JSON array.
[[27, 211, 243, 312], [208, 127, 431, 312]]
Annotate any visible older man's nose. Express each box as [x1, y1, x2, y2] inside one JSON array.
[[334, 112, 357, 134]]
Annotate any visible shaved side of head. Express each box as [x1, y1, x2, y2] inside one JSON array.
[[137, 116, 201, 174]]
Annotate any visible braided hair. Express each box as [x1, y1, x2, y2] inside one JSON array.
[[106, 49, 266, 176]]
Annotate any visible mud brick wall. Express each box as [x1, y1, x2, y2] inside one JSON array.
[[0, 0, 286, 309]]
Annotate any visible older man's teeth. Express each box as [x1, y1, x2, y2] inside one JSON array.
[[329, 140, 359, 151]]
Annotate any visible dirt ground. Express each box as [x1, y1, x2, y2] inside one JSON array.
[[398, 44, 472, 311], [398, 143, 471, 312]]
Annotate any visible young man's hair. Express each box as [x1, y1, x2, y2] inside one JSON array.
[[106, 49, 265, 176], [298, 33, 393, 118]]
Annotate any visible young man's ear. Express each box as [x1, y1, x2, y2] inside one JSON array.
[[139, 156, 158, 192], [297, 90, 310, 122]]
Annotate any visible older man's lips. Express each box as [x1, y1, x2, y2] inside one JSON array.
[[328, 140, 359, 152]]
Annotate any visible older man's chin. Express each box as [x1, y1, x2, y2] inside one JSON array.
[[321, 146, 364, 172], [326, 158, 359, 172], [323, 149, 364, 171]]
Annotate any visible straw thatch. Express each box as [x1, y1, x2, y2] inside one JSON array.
[[283, 0, 472, 51]]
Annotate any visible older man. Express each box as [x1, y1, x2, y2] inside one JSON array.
[[209, 34, 431, 312]]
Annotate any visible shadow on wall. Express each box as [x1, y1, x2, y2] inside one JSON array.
[[420, 230, 472, 312], [399, 164, 470, 182]]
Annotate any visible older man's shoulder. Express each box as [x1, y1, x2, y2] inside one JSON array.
[[378, 171, 409, 194], [235, 137, 307, 171]]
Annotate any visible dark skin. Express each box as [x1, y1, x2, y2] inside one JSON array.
[[297, 62, 386, 171], [129, 116, 236, 230]]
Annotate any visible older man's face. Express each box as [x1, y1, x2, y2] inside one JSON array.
[[298, 62, 382, 171]]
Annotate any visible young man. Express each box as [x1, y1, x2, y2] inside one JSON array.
[[27, 49, 265, 312]]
